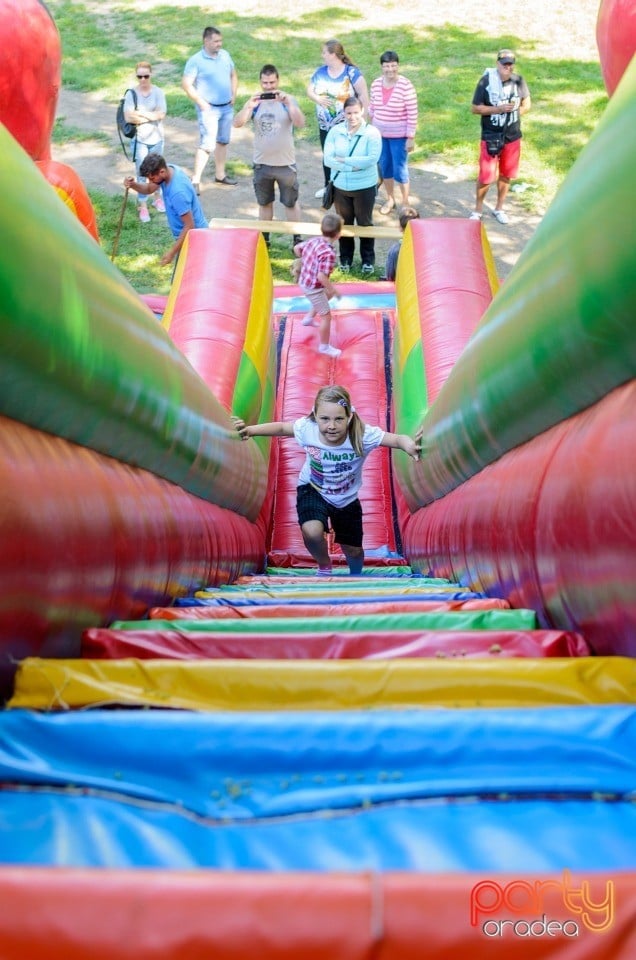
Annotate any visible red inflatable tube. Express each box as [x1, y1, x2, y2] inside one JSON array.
[[36, 159, 99, 240], [266, 554, 409, 569], [596, 0, 636, 96], [403, 383, 636, 656], [0, 416, 264, 698], [82, 627, 589, 661], [163, 228, 263, 413], [405, 218, 498, 405], [140, 293, 168, 316], [235, 572, 411, 582], [269, 309, 399, 562], [535, 383, 636, 653], [0, 0, 61, 162], [0, 867, 634, 960]]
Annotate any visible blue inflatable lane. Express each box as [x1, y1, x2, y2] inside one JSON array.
[[1, 791, 636, 871], [1, 707, 635, 817]]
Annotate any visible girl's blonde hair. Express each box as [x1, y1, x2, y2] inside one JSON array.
[[310, 385, 365, 456]]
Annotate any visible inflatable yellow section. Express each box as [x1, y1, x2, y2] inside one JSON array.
[[9, 657, 636, 711]]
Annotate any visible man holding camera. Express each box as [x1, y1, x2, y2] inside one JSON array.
[[469, 49, 531, 225], [233, 64, 306, 247]]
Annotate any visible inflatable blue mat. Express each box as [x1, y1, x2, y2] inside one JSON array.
[[1, 707, 635, 816], [273, 291, 396, 313], [2, 790, 636, 871], [1, 707, 635, 871]]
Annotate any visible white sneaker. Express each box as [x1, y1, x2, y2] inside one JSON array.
[[153, 195, 166, 213], [361, 263, 374, 275], [314, 187, 326, 199], [492, 209, 509, 224], [301, 313, 317, 326], [469, 211, 482, 221], [319, 344, 341, 357]]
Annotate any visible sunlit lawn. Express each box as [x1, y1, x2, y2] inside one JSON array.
[[48, 0, 607, 290]]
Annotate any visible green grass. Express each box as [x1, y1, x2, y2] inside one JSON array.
[[94, 190, 178, 291], [51, 118, 110, 147], [47, 0, 607, 289]]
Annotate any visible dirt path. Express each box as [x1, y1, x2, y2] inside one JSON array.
[[54, 87, 543, 279]]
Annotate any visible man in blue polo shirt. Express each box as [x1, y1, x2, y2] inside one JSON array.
[[182, 25, 238, 191]]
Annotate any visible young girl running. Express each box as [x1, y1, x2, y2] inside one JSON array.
[[233, 384, 422, 575]]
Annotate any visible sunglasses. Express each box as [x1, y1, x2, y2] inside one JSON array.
[[137, 73, 150, 79]]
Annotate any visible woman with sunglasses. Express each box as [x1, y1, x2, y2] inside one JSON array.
[[123, 62, 167, 222]]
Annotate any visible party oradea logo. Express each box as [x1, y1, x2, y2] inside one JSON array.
[[470, 869, 615, 938]]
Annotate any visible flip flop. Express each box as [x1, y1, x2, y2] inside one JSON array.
[[215, 176, 237, 185], [380, 199, 395, 215]]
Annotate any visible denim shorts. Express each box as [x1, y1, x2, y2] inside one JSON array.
[[198, 103, 234, 150]]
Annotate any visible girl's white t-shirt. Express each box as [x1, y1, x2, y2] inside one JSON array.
[[293, 417, 385, 507]]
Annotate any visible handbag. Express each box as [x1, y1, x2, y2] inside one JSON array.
[[486, 133, 505, 157], [485, 99, 513, 157], [321, 179, 336, 210], [116, 88, 139, 161], [321, 135, 362, 210]]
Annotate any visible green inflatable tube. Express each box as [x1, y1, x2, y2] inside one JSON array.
[[0, 127, 266, 519], [110, 609, 538, 633]]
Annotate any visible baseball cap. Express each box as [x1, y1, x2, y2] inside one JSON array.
[[497, 49, 516, 64]]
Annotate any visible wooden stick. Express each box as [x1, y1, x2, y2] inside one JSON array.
[[111, 187, 130, 261]]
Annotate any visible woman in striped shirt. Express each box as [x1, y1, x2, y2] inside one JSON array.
[[369, 50, 418, 215]]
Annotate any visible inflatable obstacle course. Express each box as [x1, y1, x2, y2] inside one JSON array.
[[1, 0, 635, 954]]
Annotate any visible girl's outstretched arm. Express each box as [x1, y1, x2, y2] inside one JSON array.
[[231, 416, 295, 440], [380, 426, 423, 461]]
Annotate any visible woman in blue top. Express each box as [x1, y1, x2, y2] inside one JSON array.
[[323, 97, 381, 274], [306, 39, 369, 193]]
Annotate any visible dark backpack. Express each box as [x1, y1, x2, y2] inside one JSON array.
[[116, 88, 138, 160]]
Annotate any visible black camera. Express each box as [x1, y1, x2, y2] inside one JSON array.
[[259, 92, 277, 100]]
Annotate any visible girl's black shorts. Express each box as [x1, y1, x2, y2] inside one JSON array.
[[296, 483, 363, 547]]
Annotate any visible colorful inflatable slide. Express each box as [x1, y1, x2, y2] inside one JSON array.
[[0, 0, 635, 956]]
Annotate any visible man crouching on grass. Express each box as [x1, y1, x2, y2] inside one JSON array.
[[124, 154, 208, 265]]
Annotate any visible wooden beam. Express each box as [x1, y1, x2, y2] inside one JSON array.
[[209, 218, 402, 240]]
